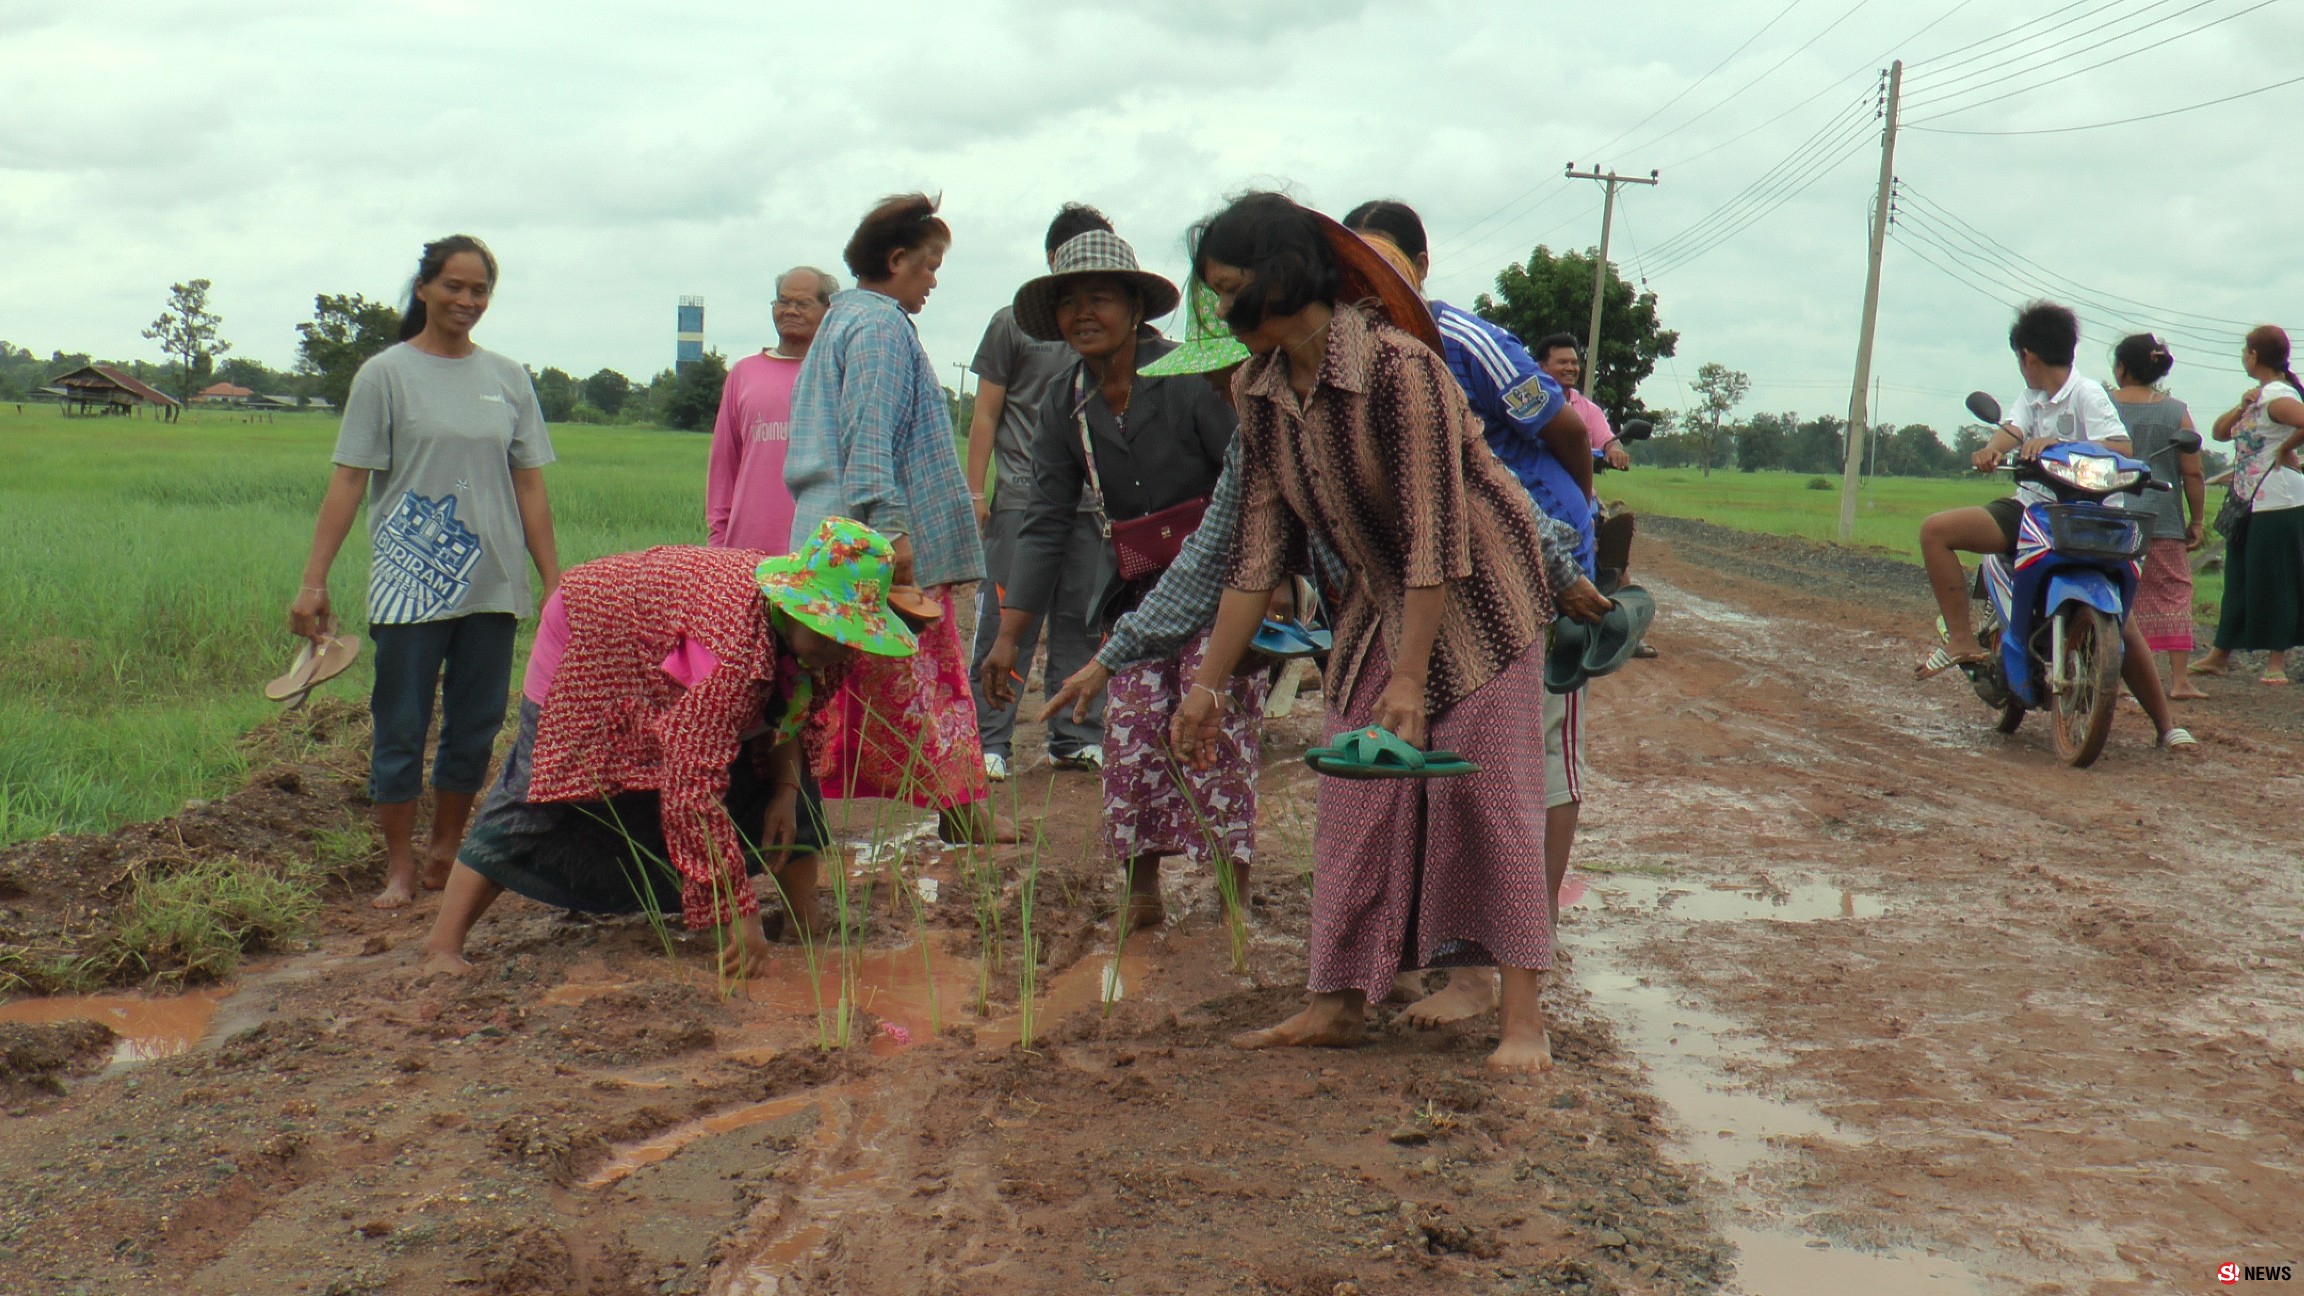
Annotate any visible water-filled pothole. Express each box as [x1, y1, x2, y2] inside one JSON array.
[[0, 989, 228, 1068], [1566, 873, 1983, 1294]]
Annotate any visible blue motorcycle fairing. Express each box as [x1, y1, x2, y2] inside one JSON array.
[[2043, 569, 2126, 619], [1989, 500, 2142, 708], [2032, 440, 2151, 478]]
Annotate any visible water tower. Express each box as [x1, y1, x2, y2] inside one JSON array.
[[675, 296, 705, 371]]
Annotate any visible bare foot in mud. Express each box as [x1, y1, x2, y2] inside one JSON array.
[[1119, 891, 1165, 934], [1484, 1031, 1554, 1074], [416, 946, 473, 976], [1388, 971, 1424, 1004], [419, 846, 455, 892], [1403, 970, 1497, 1027], [2168, 685, 2209, 700], [371, 876, 417, 910], [1231, 993, 1366, 1050]]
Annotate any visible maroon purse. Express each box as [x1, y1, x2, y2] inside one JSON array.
[[1073, 372, 1208, 581]]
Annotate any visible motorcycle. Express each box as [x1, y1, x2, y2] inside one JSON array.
[[1951, 391, 2196, 767]]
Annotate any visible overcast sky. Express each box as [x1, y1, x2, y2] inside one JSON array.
[[5, 0, 2299, 429]]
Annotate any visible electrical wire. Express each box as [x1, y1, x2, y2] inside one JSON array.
[[1889, 218, 2239, 350], [1908, 68, 2304, 133], [1904, 0, 2284, 122], [1901, 0, 2221, 116], [1898, 187, 2258, 329], [1899, 0, 2110, 74], [1643, 108, 1879, 275], [1644, 95, 1874, 260], [1898, 0, 2180, 98], [1575, 0, 1808, 164], [1609, 0, 1879, 161]]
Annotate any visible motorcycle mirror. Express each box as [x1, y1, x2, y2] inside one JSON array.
[[1964, 391, 2003, 426], [1621, 419, 1653, 442], [2172, 429, 2203, 454]]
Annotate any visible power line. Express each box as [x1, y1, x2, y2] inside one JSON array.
[[1645, 106, 1879, 275], [1889, 217, 2238, 351], [1900, 0, 2110, 73], [1897, 186, 2258, 329], [1898, 0, 2182, 97], [1903, 0, 2226, 114], [1614, 0, 1880, 160], [1575, 0, 1808, 163], [1645, 93, 1873, 260], [1908, 68, 2304, 133], [1905, 0, 2284, 122]]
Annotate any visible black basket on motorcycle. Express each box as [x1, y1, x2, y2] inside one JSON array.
[[2042, 503, 2147, 562]]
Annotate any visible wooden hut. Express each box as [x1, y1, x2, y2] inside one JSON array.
[[49, 365, 184, 418]]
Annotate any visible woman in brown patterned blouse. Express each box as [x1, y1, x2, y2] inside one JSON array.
[[1170, 192, 1565, 1074]]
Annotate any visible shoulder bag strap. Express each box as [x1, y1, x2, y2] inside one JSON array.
[[1070, 365, 1112, 539]]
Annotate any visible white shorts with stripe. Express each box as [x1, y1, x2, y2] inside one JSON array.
[[1542, 685, 1586, 809]]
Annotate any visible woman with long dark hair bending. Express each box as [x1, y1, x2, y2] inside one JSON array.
[[1170, 193, 1564, 1073]]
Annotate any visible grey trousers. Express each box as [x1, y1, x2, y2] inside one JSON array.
[[970, 508, 1106, 759]]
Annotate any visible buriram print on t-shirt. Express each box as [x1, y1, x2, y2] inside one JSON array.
[[331, 343, 556, 626]]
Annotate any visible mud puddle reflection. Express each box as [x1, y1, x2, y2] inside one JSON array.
[[0, 988, 228, 1067], [1567, 872, 1984, 1294]]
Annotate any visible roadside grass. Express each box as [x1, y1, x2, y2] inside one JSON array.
[[0, 402, 709, 845], [110, 855, 320, 982], [1603, 466, 2225, 618]]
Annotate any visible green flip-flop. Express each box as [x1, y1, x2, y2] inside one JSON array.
[[1303, 725, 1480, 780]]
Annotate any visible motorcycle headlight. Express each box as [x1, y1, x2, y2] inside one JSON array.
[[2044, 455, 2133, 492]]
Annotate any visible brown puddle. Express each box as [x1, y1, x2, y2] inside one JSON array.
[[0, 988, 229, 1066], [576, 936, 1158, 1192]]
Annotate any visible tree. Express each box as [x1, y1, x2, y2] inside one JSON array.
[[660, 351, 728, 431], [1473, 245, 1678, 426], [581, 367, 632, 417], [142, 279, 231, 403], [1689, 363, 1750, 478], [1737, 411, 1791, 473], [1788, 415, 1847, 475], [534, 367, 579, 423], [296, 294, 401, 409]]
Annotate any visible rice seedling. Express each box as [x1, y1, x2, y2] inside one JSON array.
[[1159, 745, 1251, 975], [1011, 777, 1056, 1051]]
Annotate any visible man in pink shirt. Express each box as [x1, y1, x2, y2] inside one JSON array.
[[1534, 333, 1631, 482], [708, 267, 839, 550]]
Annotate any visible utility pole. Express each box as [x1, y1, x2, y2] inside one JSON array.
[[1838, 60, 1902, 544], [1564, 164, 1660, 398]]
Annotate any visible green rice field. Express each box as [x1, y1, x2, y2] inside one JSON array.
[[0, 409, 2224, 848], [1601, 465, 2224, 617], [0, 403, 709, 845]]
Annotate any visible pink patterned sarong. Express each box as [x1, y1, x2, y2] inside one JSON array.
[[2133, 538, 2195, 654], [1307, 640, 1551, 997], [1101, 628, 1268, 868], [806, 586, 989, 810]]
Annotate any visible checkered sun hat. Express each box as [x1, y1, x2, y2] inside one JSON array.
[[1012, 230, 1182, 342]]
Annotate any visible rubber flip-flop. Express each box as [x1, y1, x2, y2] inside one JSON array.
[[1545, 617, 1595, 695], [264, 640, 321, 702], [2159, 727, 2199, 750], [1251, 619, 1333, 660], [886, 585, 943, 628], [1303, 725, 1480, 780], [1580, 584, 1655, 682], [306, 633, 362, 688]]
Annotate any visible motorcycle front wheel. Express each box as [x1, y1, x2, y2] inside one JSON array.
[[2050, 607, 2121, 767]]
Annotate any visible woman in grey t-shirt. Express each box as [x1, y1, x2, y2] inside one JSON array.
[[289, 235, 560, 910]]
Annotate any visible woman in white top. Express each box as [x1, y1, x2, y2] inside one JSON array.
[[2195, 324, 2304, 684]]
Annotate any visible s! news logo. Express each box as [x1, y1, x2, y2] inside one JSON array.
[[2220, 1261, 2296, 1284]]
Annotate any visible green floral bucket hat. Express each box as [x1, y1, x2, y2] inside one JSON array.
[[754, 517, 918, 658], [1138, 276, 1251, 378]]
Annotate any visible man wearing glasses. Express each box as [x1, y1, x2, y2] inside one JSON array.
[[708, 266, 840, 551]]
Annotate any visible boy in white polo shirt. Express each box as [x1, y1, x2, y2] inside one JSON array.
[[1915, 301, 2193, 750]]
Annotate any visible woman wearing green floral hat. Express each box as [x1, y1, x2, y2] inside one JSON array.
[[417, 518, 916, 981]]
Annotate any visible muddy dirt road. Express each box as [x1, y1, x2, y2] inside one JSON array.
[[2, 520, 2298, 1296]]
